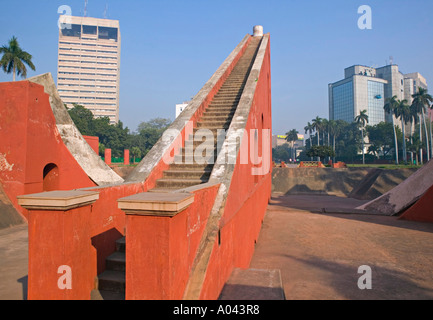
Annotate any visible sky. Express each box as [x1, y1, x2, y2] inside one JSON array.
[[1, 0, 432, 136]]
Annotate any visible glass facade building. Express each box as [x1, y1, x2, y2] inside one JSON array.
[[332, 81, 354, 123], [367, 80, 385, 125]]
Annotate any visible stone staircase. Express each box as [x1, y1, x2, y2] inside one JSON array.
[[91, 237, 125, 300], [91, 37, 261, 300], [152, 36, 261, 192]]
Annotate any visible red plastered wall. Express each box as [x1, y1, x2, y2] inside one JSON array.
[[199, 36, 272, 299], [399, 185, 433, 223], [0, 81, 96, 220]]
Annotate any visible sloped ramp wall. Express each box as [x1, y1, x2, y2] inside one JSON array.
[[19, 32, 260, 300], [0, 79, 116, 221], [183, 33, 272, 299], [357, 159, 433, 216], [27, 73, 124, 186], [126, 35, 252, 183]]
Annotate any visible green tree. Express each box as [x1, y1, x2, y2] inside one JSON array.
[[68, 104, 95, 135], [0, 36, 35, 81], [285, 129, 299, 161], [333, 121, 363, 163], [306, 145, 335, 162], [131, 146, 142, 164], [384, 96, 400, 164], [394, 99, 411, 163], [412, 87, 433, 162], [133, 118, 172, 156], [311, 116, 322, 146], [366, 122, 395, 160], [304, 122, 313, 148], [272, 145, 290, 163], [355, 109, 369, 164]]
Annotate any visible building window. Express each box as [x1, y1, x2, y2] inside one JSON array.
[[98, 27, 118, 41], [332, 81, 354, 123], [367, 80, 385, 126], [61, 24, 82, 37], [83, 25, 97, 35]]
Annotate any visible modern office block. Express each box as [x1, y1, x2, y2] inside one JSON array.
[[57, 15, 121, 124], [329, 64, 428, 128]]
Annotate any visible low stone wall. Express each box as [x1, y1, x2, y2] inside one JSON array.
[[272, 167, 417, 200]]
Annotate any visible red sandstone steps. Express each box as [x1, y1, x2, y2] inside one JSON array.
[[91, 237, 125, 300], [90, 37, 262, 300], [150, 38, 261, 191]]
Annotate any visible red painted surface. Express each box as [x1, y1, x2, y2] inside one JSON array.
[[399, 184, 433, 223], [124, 149, 130, 165], [28, 206, 94, 300], [23, 34, 269, 300], [0, 81, 96, 220], [104, 148, 112, 166], [125, 183, 220, 300], [198, 35, 273, 299], [83, 136, 99, 155]]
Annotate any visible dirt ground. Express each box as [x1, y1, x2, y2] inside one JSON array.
[[249, 193, 433, 300]]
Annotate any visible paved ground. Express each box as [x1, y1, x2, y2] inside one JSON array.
[[1, 193, 433, 300], [249, 193, 433, 300], [0, 224, 28, 300]]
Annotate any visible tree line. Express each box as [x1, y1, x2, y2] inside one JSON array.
[[276, 87, 433, 165], [68, 104, 171, 162]]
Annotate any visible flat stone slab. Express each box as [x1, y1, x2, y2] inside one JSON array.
[[218, 268, 285, 300], [118, 192, 194, 216], [17, 190, 99, 210]]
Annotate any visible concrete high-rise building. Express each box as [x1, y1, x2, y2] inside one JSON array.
[[57, 15, 121, 124], [329, 65, 387, 126], [329, 64, 428, 127]]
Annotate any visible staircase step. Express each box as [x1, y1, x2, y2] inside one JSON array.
[[106, 252, 126, 271], [155, 178, 207, 188], [90, 289, 125, 300], [115, 237, 125, 253], [96, 270, 125, 293], [174, 154, 217, 164], [170, 163, 213, 170], [163, 169, 211, 179], [197, 120, 230, 127]]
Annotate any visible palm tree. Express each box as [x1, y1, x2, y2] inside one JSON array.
[[355, 110, 369, 164], [384, 96, 400, 165], [285, 129, 299, 162], [412, 87, 433, 162], [0, 36, 35, 81], [327, 120, 337, 163], [409, 104, 420, 164], [394, 99, 411, 164], [304, 122, 314, 160], [304, 122, 313, 148], [311, 116, 322, 146], [311, 116, 323, 162]]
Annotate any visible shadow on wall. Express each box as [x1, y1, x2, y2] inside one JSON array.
[[91, 228, 124, 275]]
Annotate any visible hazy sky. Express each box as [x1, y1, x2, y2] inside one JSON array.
[[1, 0, 432, 136]]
